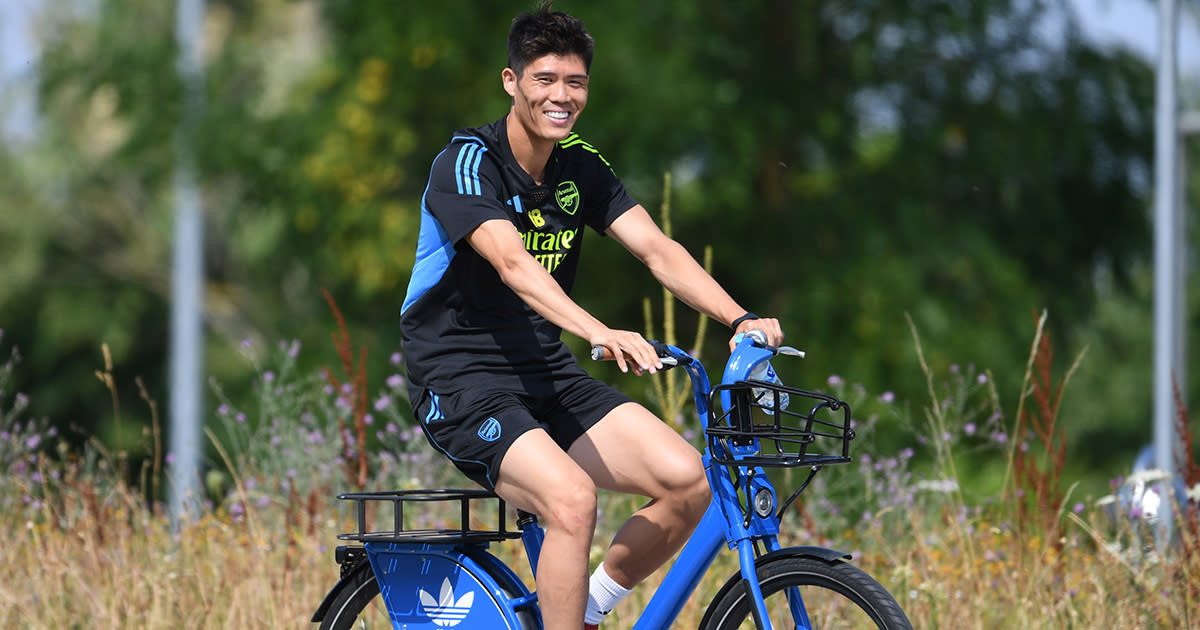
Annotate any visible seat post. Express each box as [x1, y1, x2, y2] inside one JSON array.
[[515, 510, 544, 576]]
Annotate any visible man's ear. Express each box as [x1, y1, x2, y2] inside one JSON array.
[[501, 67, 518, 97]]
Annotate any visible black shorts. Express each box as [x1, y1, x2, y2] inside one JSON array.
[[410, 371, 634, 490]]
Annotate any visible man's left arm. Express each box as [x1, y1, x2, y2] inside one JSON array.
[[605, 205, 783, 348]]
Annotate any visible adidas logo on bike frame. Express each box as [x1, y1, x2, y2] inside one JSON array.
[[419, 577, 475, 627]]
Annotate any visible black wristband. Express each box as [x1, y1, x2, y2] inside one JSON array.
[[729, 312, 760, 330]]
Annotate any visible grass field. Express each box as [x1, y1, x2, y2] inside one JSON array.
[[3, 317, 1199, 628], [2, 472, 1198, 629]]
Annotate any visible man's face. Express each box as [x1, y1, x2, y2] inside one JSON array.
[[503, 53, 589, 145]]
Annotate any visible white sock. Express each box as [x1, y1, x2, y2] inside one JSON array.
[[584, 562, 632, 625]]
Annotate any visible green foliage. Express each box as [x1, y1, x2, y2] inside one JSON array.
[[0, 0, 1183, 496]]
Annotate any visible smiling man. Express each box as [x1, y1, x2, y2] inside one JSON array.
[[398, 3, 783, 628]]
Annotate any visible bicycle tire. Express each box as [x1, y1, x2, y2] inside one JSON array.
[[316, 562, 390, 630], [699, 555, 912, 630]]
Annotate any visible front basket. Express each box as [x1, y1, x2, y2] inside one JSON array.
[[706, 380, 855, 468]]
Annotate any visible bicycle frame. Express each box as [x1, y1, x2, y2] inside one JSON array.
[[314, 336, 855, 630], [624, 339, 852, 629]]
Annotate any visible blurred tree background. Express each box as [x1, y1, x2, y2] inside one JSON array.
[[0, 0, 1193, 498]]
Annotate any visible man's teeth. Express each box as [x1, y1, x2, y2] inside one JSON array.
[[546, 111, 569, 119]]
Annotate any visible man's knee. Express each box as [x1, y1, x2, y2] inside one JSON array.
[[542, 473, 599, 536], [654, 452, 709, 520]]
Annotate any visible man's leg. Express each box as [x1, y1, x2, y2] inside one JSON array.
[[493, 428, 598, 630], [568, 402, 710, 588]]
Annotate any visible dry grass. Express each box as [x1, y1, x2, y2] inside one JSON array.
[[4, 469, 1199, 629], [3, 312, 1198, 629], [3, 471, 332, 629]]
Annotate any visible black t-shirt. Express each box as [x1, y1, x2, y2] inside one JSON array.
[[400, 116, 638, 395]]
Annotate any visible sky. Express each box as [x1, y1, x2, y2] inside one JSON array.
[[1068, 0, 1200, 73], [0, 0, 38, 138], [2, 1, 1200, 138]]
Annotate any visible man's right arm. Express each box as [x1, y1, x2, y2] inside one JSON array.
[[466, 218, 664, 374]]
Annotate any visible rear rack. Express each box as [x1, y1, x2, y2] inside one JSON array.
[[336, 489, 522, 545], [707, 381, 855, 468]]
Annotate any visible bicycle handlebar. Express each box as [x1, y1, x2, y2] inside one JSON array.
[[589, 340, 683, 367]]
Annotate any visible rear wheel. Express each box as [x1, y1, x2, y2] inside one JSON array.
[[700, 555, 912, 629], [316, 564, 390, 630]]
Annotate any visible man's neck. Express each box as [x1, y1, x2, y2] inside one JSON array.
[[505, 111, 554, 184]]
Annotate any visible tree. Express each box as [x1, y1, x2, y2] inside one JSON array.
[[0, 0, 1168, 482]]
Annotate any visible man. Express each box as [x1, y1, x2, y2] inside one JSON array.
[[400, 3, 783, 628]]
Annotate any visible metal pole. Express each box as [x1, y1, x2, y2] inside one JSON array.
[[169, 0, 206, 525], [1153, 0, 1182, 546]]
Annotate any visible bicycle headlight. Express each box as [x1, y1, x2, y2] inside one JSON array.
[[753, 488, 774, 518]]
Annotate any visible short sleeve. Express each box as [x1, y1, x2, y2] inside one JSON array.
[[425, 138, 509, 245]]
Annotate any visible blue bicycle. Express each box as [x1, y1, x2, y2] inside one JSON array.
[[311, 334, 913, 629]]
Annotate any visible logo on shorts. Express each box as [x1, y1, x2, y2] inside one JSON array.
[[477, 417, 502, 442]]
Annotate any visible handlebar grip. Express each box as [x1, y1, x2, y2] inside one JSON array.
[[590, 342, 680, 366]]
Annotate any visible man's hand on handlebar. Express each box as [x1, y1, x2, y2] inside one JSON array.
[[588, 329, 663, 375], [730, 316, 783, 351]]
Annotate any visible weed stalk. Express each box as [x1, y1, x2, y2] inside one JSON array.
[[321, 288, 370, 490]]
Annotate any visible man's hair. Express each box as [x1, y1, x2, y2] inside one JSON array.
[[507, 1, 594, 76]]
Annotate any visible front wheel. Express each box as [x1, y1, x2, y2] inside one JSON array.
[[700, 555, 912, 630]]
